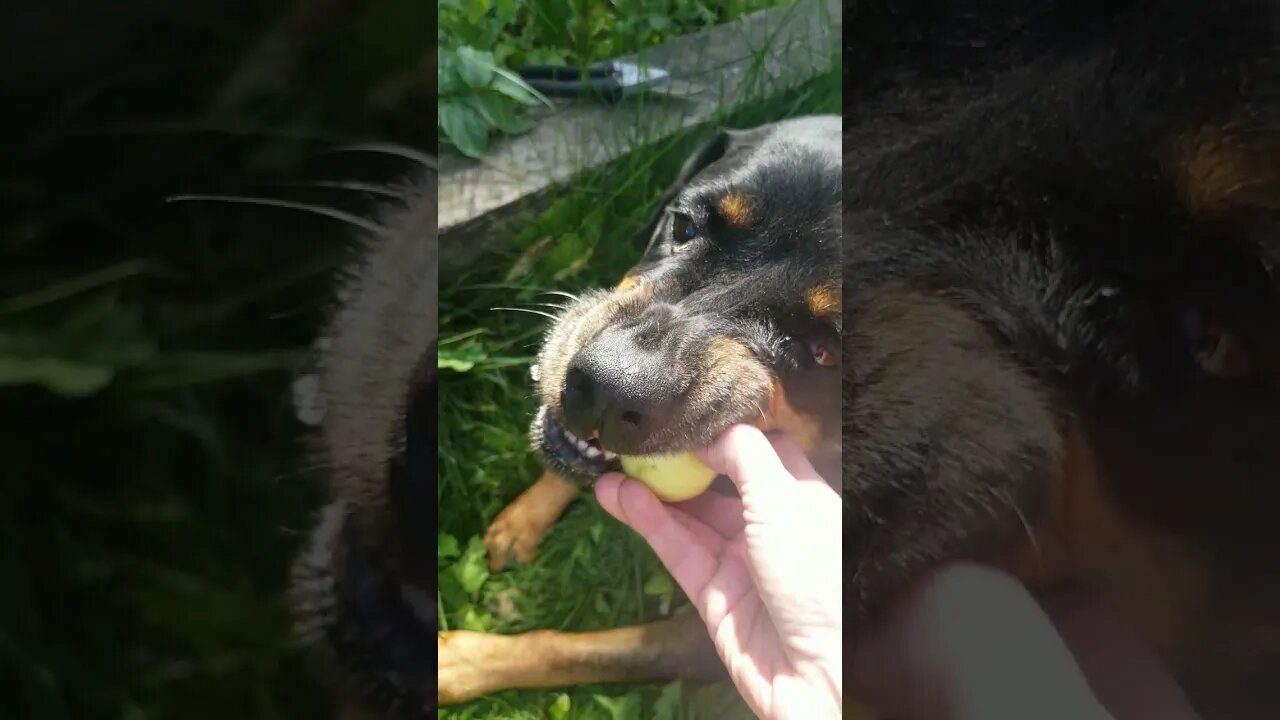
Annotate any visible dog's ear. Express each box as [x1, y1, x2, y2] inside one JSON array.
[[633, 126, 767, 251]]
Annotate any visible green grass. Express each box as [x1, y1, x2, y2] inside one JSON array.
[[437, 52, 840, 719], [438, 0, 796, 157]]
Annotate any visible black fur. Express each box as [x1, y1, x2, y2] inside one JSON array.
[[388, 349, 437, 593], [293, 502, 436, 720], [290, 171, 437, 717]]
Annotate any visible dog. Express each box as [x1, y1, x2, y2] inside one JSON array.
[[438, 115, 843, 705], [844, 1, 1280, 717], [290, 166, 437, 719], [285, 114, 843, 716]]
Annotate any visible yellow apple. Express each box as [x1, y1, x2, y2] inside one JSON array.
[[619, 452, 717, 501]]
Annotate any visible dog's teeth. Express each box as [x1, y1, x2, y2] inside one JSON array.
[[584, 445, 601, 458], [602, 450, 618, 461]]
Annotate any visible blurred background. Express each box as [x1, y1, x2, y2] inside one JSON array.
[[0, 2, 430, 718]]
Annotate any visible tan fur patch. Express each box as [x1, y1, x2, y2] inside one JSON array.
[[700, 336, 772, 403], [716, 192, 752, 226], [806, 284, 841, 317], [616, 275, 640, 291], [704, 336, 757, 378], [994, 426, 1213, 656], [1171, 125, 1280, 213], [439, 612, 713, 705], [755, 380, 823, 453]]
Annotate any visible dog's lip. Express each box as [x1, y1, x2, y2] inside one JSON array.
[[537, 404, 726, 461], [536, 406, 621, 477], [552, 414, 618, 462]]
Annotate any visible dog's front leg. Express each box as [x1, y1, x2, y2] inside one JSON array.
[[438, 608, 723, 705], [483, 471, 581, 571]]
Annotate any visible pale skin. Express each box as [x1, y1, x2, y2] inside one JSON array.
[[597, 425, 842, 720], [597, 424, 1204, 720]]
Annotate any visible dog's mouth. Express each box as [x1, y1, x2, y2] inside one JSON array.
[[531, 406, 623, 485], [527, 290, 798, 486]]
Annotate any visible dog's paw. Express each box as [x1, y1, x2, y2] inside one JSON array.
[[483, 500, 552, 571], [484, 474, 580, 572], [438, 631, 497, 705]]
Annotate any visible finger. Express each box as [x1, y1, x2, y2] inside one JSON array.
[[667, 504, 731, 554], [1042, 592, 1202, 720], [695, 424, 797, 505], [594, 472, 628, 522], [606, 471, 742, 541], [766, 431, 831, 489], [849, 562, 1112, 720], [672, 490, 745, 538], [595, 474, 722, 608]]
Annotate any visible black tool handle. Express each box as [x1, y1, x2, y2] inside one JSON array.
[[521, 76, 624, 102]]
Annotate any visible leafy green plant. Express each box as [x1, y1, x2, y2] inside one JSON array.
[[0, 2, 429, 717], [438, 0, 795, 157], [438, 45, 548, 159]]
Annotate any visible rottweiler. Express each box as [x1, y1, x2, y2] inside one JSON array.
[[438, 115, 843, 704], [290, 168, 438, 719], [845, 1, 1280, 717]]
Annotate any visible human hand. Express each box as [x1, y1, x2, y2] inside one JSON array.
[[595, 424, 841, 720], [848, 561, 1204, 720]]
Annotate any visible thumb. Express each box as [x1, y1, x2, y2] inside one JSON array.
[[695, 424, 798, 507]]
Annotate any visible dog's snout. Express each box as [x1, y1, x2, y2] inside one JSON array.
[[561, 317, 686, 451], [562, 366, 598, 423]]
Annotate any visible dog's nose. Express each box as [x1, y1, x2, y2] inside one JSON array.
[[561, 319, 683, 451]]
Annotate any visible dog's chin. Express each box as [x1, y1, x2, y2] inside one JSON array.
[[529, 406, 622, 487]]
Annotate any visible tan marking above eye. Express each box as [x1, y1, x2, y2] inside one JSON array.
[[715, 192, 751, 226], [616, 275, 641, 291], [805, 284, 840, 317], [1171, 124, 1280, 214]]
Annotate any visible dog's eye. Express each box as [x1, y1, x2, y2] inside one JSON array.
[[1183, 310, 1253, 377], [671, 214, 698, 244], [809, 341, 837, 367]]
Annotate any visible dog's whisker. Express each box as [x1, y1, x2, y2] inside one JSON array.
[[165, 194, 386, 235], [254, 180, 408, 199], [492, 307, 559, 321], [538, 290, 580, 301], [316, 142, 437, 167], [993, 487, 1043, 570]]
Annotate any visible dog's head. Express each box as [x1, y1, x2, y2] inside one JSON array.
[[531, 115, 842, 485], [845, 2, 1280, 712]]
